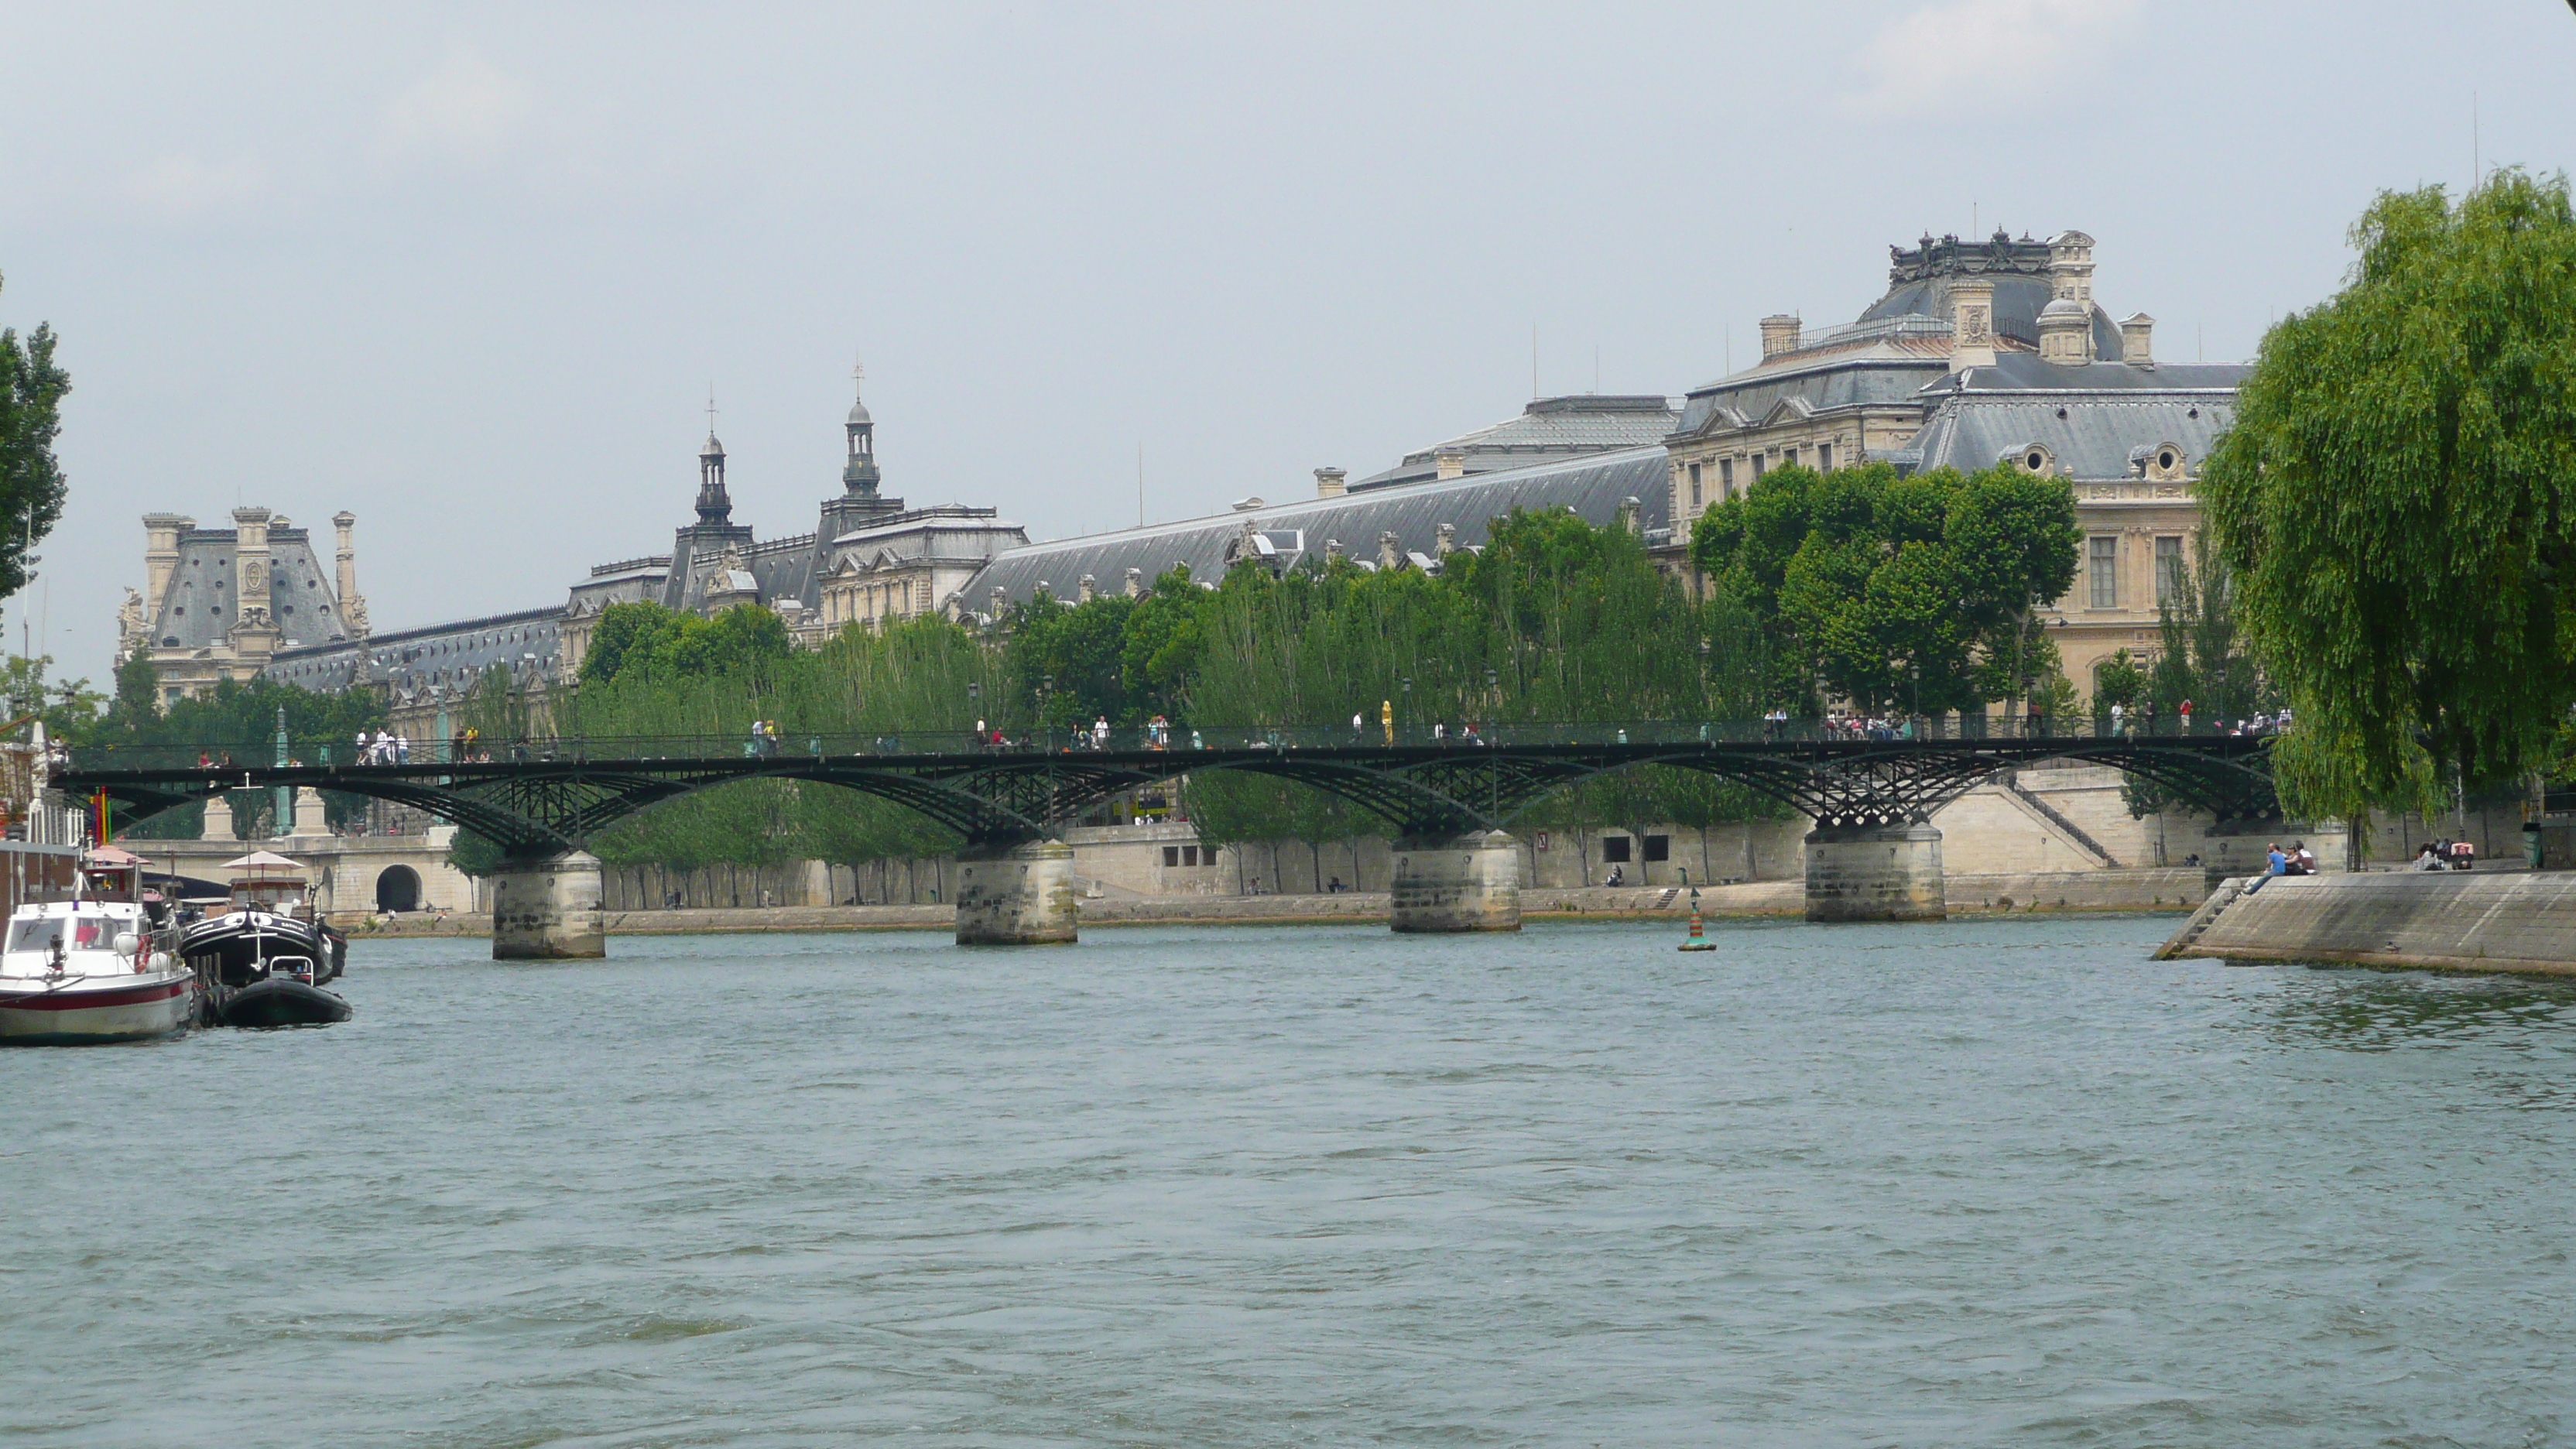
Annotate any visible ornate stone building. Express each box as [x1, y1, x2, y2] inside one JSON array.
[[557, 372, 1029, 663], [124, 508, 369, 705], [1659, 229, 2249, 705], [139, 371, 1029, 739]]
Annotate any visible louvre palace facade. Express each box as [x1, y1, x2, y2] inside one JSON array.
[[126, 226, 2246, 736]]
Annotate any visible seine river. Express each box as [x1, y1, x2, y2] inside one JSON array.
[[8, 916, 2576, 1446]]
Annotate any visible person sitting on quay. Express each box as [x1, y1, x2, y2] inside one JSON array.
[[2246, 841, 2288, 892]]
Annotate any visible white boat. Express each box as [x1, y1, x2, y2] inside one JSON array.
[[0, 848, 196, 1046]]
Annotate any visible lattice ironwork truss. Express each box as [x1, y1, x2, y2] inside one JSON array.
[[60, 737, 2277, 858]]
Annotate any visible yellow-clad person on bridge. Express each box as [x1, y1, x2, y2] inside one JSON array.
[[1381, 699, 1394, 746]]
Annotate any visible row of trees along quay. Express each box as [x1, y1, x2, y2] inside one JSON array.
[[53, 170, 2576, 868]]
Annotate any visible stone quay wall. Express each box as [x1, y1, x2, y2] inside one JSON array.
[[2160, 870, 2576, 976], [339, 867, 2203, 940]]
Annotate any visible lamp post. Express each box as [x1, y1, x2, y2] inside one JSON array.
[[1401, 677, 1412, 745], [272, 705, 291, 839], [1040, 674, 1053, 752]]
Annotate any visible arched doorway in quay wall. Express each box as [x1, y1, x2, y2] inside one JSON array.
[[375, 864, 422, 913]]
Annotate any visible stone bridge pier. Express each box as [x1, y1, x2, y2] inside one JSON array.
[[491, 850, 607, 959], [955, 838, 1079, 944], [1804, 823, 1945, 922], [1390, 831, 1522, 933]]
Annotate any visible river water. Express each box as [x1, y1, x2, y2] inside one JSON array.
[[8, 916, 2576, 1447]]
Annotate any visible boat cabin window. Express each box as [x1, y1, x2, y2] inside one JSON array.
[[11, 918, 103, 951]]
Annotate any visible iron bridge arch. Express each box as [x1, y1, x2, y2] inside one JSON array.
[[57, 732, 2279, 858]]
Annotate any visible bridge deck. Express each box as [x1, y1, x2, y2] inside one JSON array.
[[54, 724, 2279, 857]]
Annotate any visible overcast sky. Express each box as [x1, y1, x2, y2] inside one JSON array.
[[1, 0, 2570, 680]]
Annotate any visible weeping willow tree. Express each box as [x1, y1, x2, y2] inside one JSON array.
[[2200, 170, 2576, 823]]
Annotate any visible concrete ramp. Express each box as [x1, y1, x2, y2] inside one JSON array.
[[2162, 872, 2576, 975]]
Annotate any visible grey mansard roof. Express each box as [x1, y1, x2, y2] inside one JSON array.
[[265, 606, 566, 697], [1353, 395, 1678, 488], [1924, 355, 2249, 395], [744, 533, 817, 611], [1904, 366, 2249, 482], [149, 526, 349, 653], [961, 447, 1672, 612], [1674, 229, 2147, 437], [1673, 319, 1958, 437]]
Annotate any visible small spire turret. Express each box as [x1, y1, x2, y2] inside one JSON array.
[[697, 389, 732, 525], [844, 357, 882, 498]]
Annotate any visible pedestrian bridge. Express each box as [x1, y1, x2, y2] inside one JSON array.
[[56, 721, 2277, 954]]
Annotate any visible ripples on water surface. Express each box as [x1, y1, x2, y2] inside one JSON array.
[[8, 916, 2576, 1446]]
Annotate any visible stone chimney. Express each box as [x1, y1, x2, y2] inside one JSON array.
[[1618, 496, 1642, 536], [2120, 313, 2155, 369], [1436, 522, 1457, 559], [1124, 567, 1143, 598], [1314, 467, 1348, 498], [989, 584, 1007, 618], [1077, 574, 1096, 604], [2039, 298, 2093, 365], [1324, 538, 1343, 564], [1759, 314, 1801, 359], [2035, 230, 2101, 367], [1948, 279, 1996, 372], [2047, 230, 2096, 303], [1434, 449, 1467, 481], [331, 510, 369, 637], [142, 513, 191, 618], [1379, 532, 1401, 570]]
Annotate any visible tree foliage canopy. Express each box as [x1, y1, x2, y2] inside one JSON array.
[[580, 601, 794, 689], [2200, 170, 2576, 814], [1689, 461, 2080, 714], [0, 269, 67, 602]]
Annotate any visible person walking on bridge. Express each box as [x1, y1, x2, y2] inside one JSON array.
[[1381, 699, 1394, 746]]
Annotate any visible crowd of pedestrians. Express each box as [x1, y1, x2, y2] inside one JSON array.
[[355, 729, 412, 765], [2412, 838, 2477, 872]]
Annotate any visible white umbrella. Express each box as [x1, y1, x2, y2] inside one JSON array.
[[221, 850, 305, 870]]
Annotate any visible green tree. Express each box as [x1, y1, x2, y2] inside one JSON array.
[[579, 600, 675, 684], [0, 271, 68, 601], [1005, 590, 1136, 728], [84, 674, 385, 838], [1118, 567, 1211, 718], [1691, 461, 2078, 717], [0, 654, 104, 735], [2091, 648, 2144, 729], [580, 601, 794, 691], [2201, 170, 2576, 817], [104, 652, 161, 735]]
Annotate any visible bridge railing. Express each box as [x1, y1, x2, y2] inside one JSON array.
[[57, 713, 2284, 773]]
